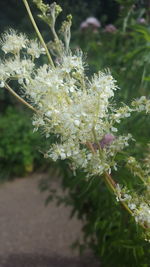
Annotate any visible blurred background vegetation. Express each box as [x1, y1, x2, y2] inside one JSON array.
[[0, 0, 150, 266]]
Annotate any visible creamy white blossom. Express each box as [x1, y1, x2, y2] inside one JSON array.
[[131, 96, 150, 113], [27, 39, 46, 58], [0, 29, 28, 54], [115, 183, 150, 230]]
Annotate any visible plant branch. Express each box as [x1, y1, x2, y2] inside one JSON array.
[[5, 83, 52, 125], [5, 83, 37, 112], [104, 172, 133, 216], [86, 141, 139, 220], [22, 0, 54, 67]]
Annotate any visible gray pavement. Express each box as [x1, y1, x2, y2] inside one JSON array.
[[0, 173, 99, 267]]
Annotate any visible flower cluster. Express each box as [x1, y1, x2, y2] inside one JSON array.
[[104, 24, 117, 33], [80, 17, 101, 31], [116, 184, 150, 231], [0, 0, 150, 239]]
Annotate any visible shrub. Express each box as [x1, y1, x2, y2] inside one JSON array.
[[0, 107, 45, 179]]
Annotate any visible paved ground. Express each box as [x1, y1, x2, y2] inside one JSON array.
[[0, 173, 100, 267]]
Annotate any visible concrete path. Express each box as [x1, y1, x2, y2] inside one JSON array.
[[0, 173, 99, 267]]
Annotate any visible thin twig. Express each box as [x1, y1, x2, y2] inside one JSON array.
[[5, 83, 52, 125], [22, 0, 54, 67], [5, 83, 37, 113]]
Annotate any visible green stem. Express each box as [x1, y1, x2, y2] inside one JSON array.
[[104, 173, 147, 229], [139, 175, 148, 187], [51, 25, 59, 41], [103, 172, 116, 193], [104, 172, 133, 216], [86, 138, 133, 217], [5, 83, 37, 112], [5, 83, 52, 124], [22, 0, 54, 67], [92, 127, 104, 159]]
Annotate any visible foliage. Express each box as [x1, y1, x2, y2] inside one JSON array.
[[77, 27, 150, 103], [0, 107, 45, 180]]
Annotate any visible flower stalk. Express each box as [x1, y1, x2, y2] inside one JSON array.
[[22, 0, 54, 67], [5, 83, 36, 112]]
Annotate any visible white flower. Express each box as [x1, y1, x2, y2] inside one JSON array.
[[132, 96, 150, 113], [135, 202, 150, 227], [27, 39, 45, 58], [111, 127, 118, 132], [74, 119, 80, 127], [0, 29, 28, 54], [128, 203, 136, 210], [61, 54, 84, 75], [5, 57, 34, 81]]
